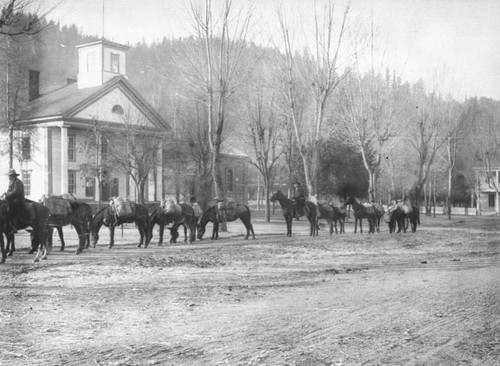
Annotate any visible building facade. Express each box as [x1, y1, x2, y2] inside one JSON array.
[[2, 39, 169, 203], [475, 166, 500, 214]]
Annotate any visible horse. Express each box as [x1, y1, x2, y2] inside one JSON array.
[[0, 199, 50, 263], [387, 205, 405, 233], [270, 190, 318, 237], [363, 202, 385, 232], [146, 203, 196, 246], [345, 197, 377, 234], [44, 198, 93, 254], [197, 203, 255, 240], [387, 201, 419, 233], [331, 203, 347, 234], [91, 201, 149, 249], [316, 201, 335, 235]]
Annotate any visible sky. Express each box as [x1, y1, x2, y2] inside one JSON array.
[[45, 0, 500, 100]]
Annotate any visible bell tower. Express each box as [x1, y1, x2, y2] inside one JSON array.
[[75, 39, 129, 89]]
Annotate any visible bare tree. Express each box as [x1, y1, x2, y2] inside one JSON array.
[[338, 69, 403, 202], [0, 35, 34, 168], [185, 0, 252, 200], [407, 83, 449, 207], [277, 0, 351, 196], [241, 88, 285, 221], [0, 0, 57, 167], [0, 0, 53, 38], [79, 117, 112, 209], [80, 111, 164, 205], [439, 97, 470, 218], [170, 95, 213, 208]]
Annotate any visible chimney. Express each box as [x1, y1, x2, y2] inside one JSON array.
[[28, 69, 40, 101]]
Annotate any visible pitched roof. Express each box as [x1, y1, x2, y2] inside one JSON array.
[[18, 76, 170, 130], [220, 143, 248, 158]]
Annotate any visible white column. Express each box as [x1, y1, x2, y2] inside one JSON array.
[[95, 177, 100, 203], [156, 142, 163, 202], [60, 126, 68, 194]]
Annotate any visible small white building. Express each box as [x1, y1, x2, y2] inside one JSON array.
[[1, 39, 169, 203], [474, 165, 500, 214]]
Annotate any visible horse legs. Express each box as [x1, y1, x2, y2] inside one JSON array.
[[57, 226, 65, 251], [211, 222, 219, 240], [108, 226, 115, 249], [189, 223, 196, 243], [33, 224, 49, 262], [84, 226, 91, 249], [137, 225, 145, 248], [75, 225, 86, 255], [240, 217, 255, 240], [6, 233, 15, 256], [0, 234, 5, 264], [45, 227, 53, 252], [157, 224, 165, 246], [286, 215, 292, 237], [182, 224, 188, 243], [411, 215, 417, 232], [249, 222, 255, 239]]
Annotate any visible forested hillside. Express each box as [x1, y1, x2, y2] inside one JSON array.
[[4, 17, 500, 213]]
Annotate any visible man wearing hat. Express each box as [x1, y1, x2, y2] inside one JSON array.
[[4, 169, 25, 234], [292, 181, 306, 219]]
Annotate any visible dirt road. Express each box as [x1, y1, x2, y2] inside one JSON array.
[[1, 214, 499, 365]]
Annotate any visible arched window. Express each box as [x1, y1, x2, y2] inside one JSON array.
[[226, 168, 234, 192], [112, 104, 124, 115]]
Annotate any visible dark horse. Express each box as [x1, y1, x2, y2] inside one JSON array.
[[45, 199, 93, 254], [270, 191, 318, 237], [197, 204, 255, 240], [316, 201, 346, 235], [146, 203, 196, 246], [345, 197, 378, 234], [0, 199, 50, 263], [388, 201, 420, 233], [91, 202, 149, 249], [316, 201, 335, 235], [331, 203, 347, 234]]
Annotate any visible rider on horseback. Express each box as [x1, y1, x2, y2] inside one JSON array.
[[3, 169, 26, 234], [292, 181, 306, 219]]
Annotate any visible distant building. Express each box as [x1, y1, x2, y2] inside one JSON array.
[[474, 165, 500, 214], [219, 144, 249, 204]]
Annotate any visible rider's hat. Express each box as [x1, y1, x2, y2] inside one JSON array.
[[293, 181, 301, 186], [5, 169, 19, 177]]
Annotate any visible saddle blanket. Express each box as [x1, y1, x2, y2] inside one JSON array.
[[395, 200, 413, 214], [161, 199, 182, 215], [110, 197, 133, 217], [41, 194, 72, 216], [318, 200, 333, 212], [308, 195, 318, 205], [216, 198, 237, 221], [217, 197, 236, 211]]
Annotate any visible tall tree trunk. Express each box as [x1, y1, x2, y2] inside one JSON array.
[[447, 167, 453, 219]]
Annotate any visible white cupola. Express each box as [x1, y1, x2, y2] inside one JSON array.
[[76, 38, 129, 89]]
